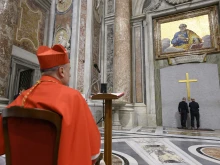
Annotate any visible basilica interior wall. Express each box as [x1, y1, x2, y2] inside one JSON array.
[[91, 2, 102, 94], [76, 0, 87, 93], [132, 0, 220, 128], [0, 0, 47, 98], [14, 0, 46, 54], [140, 0, 220, 127]]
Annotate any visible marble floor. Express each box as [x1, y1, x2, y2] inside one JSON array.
[[0, 126, 219, 165], [100, 126, 220, 165]]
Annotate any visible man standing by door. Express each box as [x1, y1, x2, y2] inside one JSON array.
[[178, 97, 189, 128], [189, 98, 200, 129]]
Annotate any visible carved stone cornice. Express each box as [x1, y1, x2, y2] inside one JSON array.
[[165, 0, 192, 5], [143, 0, 163, 13], [168, 54, 206, 65]]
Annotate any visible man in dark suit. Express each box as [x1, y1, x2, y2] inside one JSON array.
[[178, 97, 189, 128], [189, 98, 200, 129]]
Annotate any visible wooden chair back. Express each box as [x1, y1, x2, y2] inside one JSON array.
[[2, 106, 62, 165]]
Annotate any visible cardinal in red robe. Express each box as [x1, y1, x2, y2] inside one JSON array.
[[0, 44, 101, 165]]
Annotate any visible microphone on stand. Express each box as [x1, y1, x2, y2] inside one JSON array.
[[92, 64, 106, 125], [86, 64, 101, 100], [94, 64, 101, 73], [93, 64, 107, 93]]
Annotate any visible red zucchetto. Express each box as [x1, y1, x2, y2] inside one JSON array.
[[37, 44, 69, 69]]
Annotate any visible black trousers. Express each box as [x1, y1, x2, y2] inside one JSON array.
[[191, 112, 200, 128], [180, 112, 187, 127]]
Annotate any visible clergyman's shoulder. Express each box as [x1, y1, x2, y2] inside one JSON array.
[[60, 86, 81, 96]]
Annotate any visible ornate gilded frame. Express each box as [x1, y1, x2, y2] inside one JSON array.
[[153, 6, 219, 59]]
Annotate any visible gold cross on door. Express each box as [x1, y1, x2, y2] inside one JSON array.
[[178, 73, 197, 101]]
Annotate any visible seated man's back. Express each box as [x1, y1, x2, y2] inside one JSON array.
[[0, 44, 101, 165]]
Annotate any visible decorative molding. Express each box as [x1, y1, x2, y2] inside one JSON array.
[[34, 0, 51, 11], [56, 0, 72, 13], [143, 0, 163, 12], [106, 0, 115, 15], [94, 0, 104, 24], [165, 0, 191, 5], [53, 24, 71, 50], [11, 45, 39, 65], [150, 0, 163, 11], [132, 0, 145, 16], [16, 0, 42, 50], [9, 46, 40, 102], [168, 54, 207, 65]]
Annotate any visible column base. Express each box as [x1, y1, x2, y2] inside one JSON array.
[[147, 114, 157, 126], [118, 104, 135, 130], [112, 125, 122, 130]]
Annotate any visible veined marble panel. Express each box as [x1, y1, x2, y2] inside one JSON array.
[[155, 59, 169, 125], [54, 6, 72, 51], [0, 0, 18, 96], [55, 5, 72, 29], [77, 0, 87, 92], [134, 26, 143, 103], [91, 16, 101, 94], [106, 0, 115, 15], [56, 0, 72, 13], [106, 24, 114, 93]]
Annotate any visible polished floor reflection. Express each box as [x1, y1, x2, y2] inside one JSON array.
[[100, 126, 220, 165], [0, 126, 219, 165]]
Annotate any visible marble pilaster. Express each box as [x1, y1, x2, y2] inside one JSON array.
[[113, 0, 132, 103], [83, 0, 94, 100], [48, 0, 56, 47], [0, 0, 18, 97], [69, 0, 81, 88], [77, 0, 87, 93]]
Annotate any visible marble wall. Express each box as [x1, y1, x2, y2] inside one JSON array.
[[152, 1, 220, 126], [155, 60, 169, 126], [106, 0, 115, 15], [14, 0, 46, 54], [133, 25, 144, 103], [160, 63, 220, 129], [106, 24, 114, 93], [77, 0, 87, 92], [54, 8, 72, 35], [130, 0, 220, 127], [0, 0, 18, 97], [53, 0, 72, 51], [91, 16, 101, 94]]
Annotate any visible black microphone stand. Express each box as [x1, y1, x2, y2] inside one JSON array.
[[96, 100, 105, 125]]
